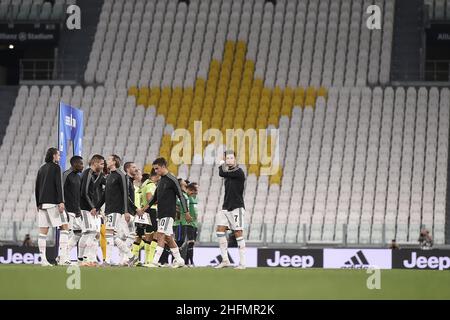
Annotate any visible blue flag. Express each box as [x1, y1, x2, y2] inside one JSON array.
[[58, 102, 84, 170]]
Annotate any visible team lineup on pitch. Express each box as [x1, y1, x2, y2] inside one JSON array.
[[35, 147, 248, 269]]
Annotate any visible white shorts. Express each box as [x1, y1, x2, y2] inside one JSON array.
[[134, 212, 151, 225], [105, 213, 134, 237], [104, 213, 122, 231], [95, 215, 102, 233], [126, 217, 136, 237], [67, 212, 82, 231], [80, 210, 99, 233], [216, 208, 245, 231], [157, 217, 174, 236], [38, 205, 68, 228]]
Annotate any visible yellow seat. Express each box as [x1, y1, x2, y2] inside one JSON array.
[[305, 96, 315, 108], [273, 86, 282, 98], [128, 86, 138, 97], [137, 95, 148, 106], [248, 164, 259, 175], [284, 86, 294, 99], [166, 116, 177, 126], [195, 78, 205, 88], [318, 86, 328, 98], [268, 115, 279, 126], [262, 88, 271, 99], [176, 117, 188, 128], [139, 87, 149, 97], [168, 163, 178, 176], [269, 173, 281, 185], [143, 163, 153, 173]]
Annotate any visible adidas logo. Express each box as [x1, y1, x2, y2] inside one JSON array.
[[343, 250, 370, 269], [210, 253, 234, 266]]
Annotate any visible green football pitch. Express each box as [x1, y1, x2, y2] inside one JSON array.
[[0, 265, 449, 300]]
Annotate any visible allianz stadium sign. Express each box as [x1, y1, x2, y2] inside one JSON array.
[[0, 23, 59, 44]]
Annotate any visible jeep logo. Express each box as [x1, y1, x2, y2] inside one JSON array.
[[0, 249, 41, 264], [403, 252, 450, 270], [266, 250, 314, 268]]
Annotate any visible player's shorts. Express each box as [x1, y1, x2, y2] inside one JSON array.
[[157, 217, 174, 236], [104, 212, 123, 232], [134, 212, 151, 225], [94, 215, 102, 233], [148, 208, 157, 233], [216, 207, 245, 231], [67, 212, 82, 231], [81, 210, 99, 233], [173, 224, 185, 243], [135, 223, 153, 237], [185, 225, 198, 241], [38, 204, 68, 228]]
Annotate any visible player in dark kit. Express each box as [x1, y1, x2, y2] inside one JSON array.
[[215, 150, 246, 269], [145, 157, 189, 268], [104, 154, 139, 266], [35, 147, 67, 266], [79, 154, 105, 265], [64, 155, 84, 263]]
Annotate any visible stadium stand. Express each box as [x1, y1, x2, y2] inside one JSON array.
[[0, 0, 76, 21], [0, 0, 448, 246], [425, 0, 450, 20]]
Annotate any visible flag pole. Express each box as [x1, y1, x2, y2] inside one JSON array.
[[55, 101, 61, 263]]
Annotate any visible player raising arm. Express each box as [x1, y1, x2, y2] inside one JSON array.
[[215, 150, 246, 270]]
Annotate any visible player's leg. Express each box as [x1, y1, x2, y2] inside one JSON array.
[[215, 210, 232, 268], [143, 224, 154, 264], [78, 210, 91, 263], [46, 206, 67, 265], [166, 234, 185, 268], [233, 208, 246, 269], [87, 216, 102, 266], [146, 230, 166, 267], [113, 213, 138, 266], [68, 213, 82, 261], [178, 225, 188, 261], [174, 224, 184, 248], [78, 211, 98, 266], [58, 211, 70, 265], [104, 213, 115, 265], [146, 217, 175, 267], [38, 208, 52, 266], [145, 211, 159, 264], [186, 226, 197, 267], [132, 224, 146, 265]]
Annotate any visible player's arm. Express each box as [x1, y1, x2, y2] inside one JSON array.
[[185, 198, 192, 222], [54, 165, 65, 213], [218, 164, 244, 179], [81, 170, 96, 211], [141, 188, 154, 212], [128, 195, 138, 215], [54, 164, 64, 203], [35, 170, 40, 208], [119, 171, 129, 214], [147, 187, 158, 208], [94, 175, 105, 211], [173, 179, 188, 213]]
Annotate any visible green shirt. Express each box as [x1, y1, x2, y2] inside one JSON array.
[[140, 179, 157, 209], [186, 195, 198, 228], [175, 192, 189, 226]]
